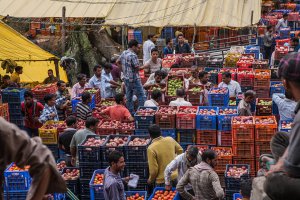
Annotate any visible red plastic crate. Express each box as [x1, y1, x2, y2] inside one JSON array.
[[232, 142, 255, 157], [275, 39, 290, 46], [236, 59, 254, 68], [211, 147, 233, 173], [155, 106, 177, 129], [255, 142, 271, 157], [288, 12, 299, 21], [237, 68, 254, 87], [255, 116, 277, 142], [254, 86, 270, 98], [233, 157, 256, 175], [253, 59, 269, 69], [196, 130, 217, 145], [187, 85, 205, 106], [255, 99, 272, 116], [275, 46, 289, 60], [232, 126, 255, 142], [218, 131, 232, 146], [176, 106, 197, 129]]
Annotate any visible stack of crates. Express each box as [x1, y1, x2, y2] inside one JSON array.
[[231, 116, 256, 177], [0, 103, 10, 122], [1, 88, 26, 128], [61, 167, 80, 198], [31, 83, 57, 105], [237, 68, 254, 89], [89, 169, 105, 200], [134, 106, 158, 135], [270, 81, 285, 115], [208, 88, 229, 107], [218, 107, 238, 146], [254, 116, 277, 171], [254, 69, 271, 98], [244, 45, 260, 59], [204, 67, 219, 85], [196, 107, 218, 146], [161, 27, 175, 39], [176, 106, 198, 147], [155, 106, 177, 139], [124, 135, 150, 191]]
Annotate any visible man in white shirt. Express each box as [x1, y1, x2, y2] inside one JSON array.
[[169, 89, 192, 106], [88, 65, 102, 89], [143, 34, 157, 64], [218, 72, 241, 98], [144, 89, 162, 107], [275, 13, 288, 33]]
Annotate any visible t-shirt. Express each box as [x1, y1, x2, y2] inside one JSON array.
[[10, 72, 20, 83], [102, 105, 131, 121], [145, 58, 162, 74], [59, 128, 77, 154], [21, 101, 44, 129], [76, 102, 92, 121]]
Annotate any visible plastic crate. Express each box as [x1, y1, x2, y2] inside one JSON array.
[[275, 46, 289, 60], [204, 67, 219, 85], [254, 86, 270, 98], [71, 96, 96, 113], [232, 142, 255, 157], [148, 187, 180, 200], [218, 70, 237, 84], [255, 116, 277, 142], [240, 86, 254, 93], [187, 85, 205, 106], [4, 163, 31, 191], [233, 193, 243, 200], [61, 167, 80, 196], [89, 169, 105, 200], [125, 191, 147, 199], [4, 191, 28, 200], [218, 107, 238, 131], [231, 116, 255, 142], [255, 142, 272, 157], [1, 88, 26, 104], [161, 129, 176, 139], [46, 144, 59, 160], [236, 59, 254, 68], [127, 179, 148, 191], [166, 75, 185, 96], [207, 58, 223, 68], [181, 53, 195, 67], [196, 106, 218, 130], [196, 130, 217, 145], [78, 135, 107, 163], [253, 59, 269, 69], [270, 81, 285, 96], [155, 106, 177, 129], [80, 178, 91, 199], [218, 131, 232, 146], [237, 68, 254, 87], [176, 106, 198, 129], [53, 193, 66, 200], [280, 27, 291, 38], [134, 129, 149, 135], [232, 158, 255, 177], [124, 135, 150, 162], [256, 98, 272, 116], [79, 162, 101, 179], [84, 88, 101, 104], [176, 129, 196, 143], [124, 162, 149, 178], [194, 53, 210, 66], [208, 88, 229, 107], [161, 27, 175, 39], [225, 190, 240, 200], [134, 106, 158, 129], [134, 30, 143, 44], [212, 147, 233, 173], [279, 119, 293, 132], [225, 164, 250, 191], [254, 69, 271, 87], [180, 143, 194, 151]]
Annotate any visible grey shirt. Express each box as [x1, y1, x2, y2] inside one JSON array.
[[284, 102, 300, 177], [104, 167, 125, 200]]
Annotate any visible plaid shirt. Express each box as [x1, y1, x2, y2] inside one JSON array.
[[56, 90, 69, 120], [119, 49, 140, 82], [39, 104, 59, 124]]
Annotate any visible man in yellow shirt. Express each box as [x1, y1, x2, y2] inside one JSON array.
[[11, 66, 23, 85], [147, 124, 183, 187]]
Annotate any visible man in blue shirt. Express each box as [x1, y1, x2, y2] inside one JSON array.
[[175, 34, 191, 54], [88, 65, 102, 89], [272, 92, 297, 120], [163, 38, 173, 57], [101, 63, 121, 98]]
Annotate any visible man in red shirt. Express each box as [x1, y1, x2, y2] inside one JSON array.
[[100, 93, 133, 121], [21, 90, 44, 137]]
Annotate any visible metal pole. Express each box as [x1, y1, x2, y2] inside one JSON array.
[[62, 6, 66, 55], [122, 25, 125, 50]]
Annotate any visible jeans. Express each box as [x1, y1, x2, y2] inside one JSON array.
[[124, 79, 146, 114]]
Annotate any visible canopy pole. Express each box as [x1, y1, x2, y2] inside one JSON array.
[[62, 6, 66, 55], [122, 25, 125, 50], [54, 59, 60, 80], [192, 23, 196, 52]]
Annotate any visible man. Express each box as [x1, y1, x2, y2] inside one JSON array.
[[275, 13, 288, 33], [238, 90, 256, 116], [110, 56, 121, 82], [175, 34, 191, 54], [43, 69, 58, 84], [11, 66, 23, 85], [143, 34, 157, 64], [71, 73, 90, 98], [143, 48, 162, 74], [218, 72, 242, 98], [147, 124, 183, 186], [70, 117, 98, 166], [199, 71, 214, 105], [144, 89, 162, 107], [88, 65, 102, 89], [164, 146, 201, 194], [240, 179, 252, 200], [0, 118, 66, 199], [144, 69, 168, 86], [177, 149, 224, 200], [272, 92, 297, 120], [21, 90, 44, 137], [39, 94, 59, 124], [117, 39, 146, 114], [264, 53, 300, 200], [101, 63, 121, 99], [58, 116, 77, 155], [100, 93, 133, 121], [263, 25, 274, 61], [104, 150, 127, 200], [163, 38, 174, 57], [56, 80, 71, 121], [1, 75, 18, 89], [185, 66, 200, 90], [76, 92, 92, 121], [143, 70, 166, 90], [292, 37, 300, 52], [169, 88, 192, 106]]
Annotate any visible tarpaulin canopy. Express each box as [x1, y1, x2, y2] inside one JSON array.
[[0, 20, 68, 82], [0, 0, 261, 28]]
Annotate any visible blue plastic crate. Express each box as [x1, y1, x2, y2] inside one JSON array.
[[125, 191, 147, 199], [4, 191, 28, 200], [233, 193, 243, 200], [279, 119, 293, 132], [134, 106, 158, 129], [78, 135, 107, 163], [80, 178, 91, 199], [134, 30, 143, 44], [225, 190, 239, 200], [176, 129, 196, 143], [4, 163, 31, 191], [196, 106, 218, 130], [270, 81, 285, 96], [134, 129, 149, 135], [124, 162, 149, 178], [148, 187, 180, 200], [204, 67, 219, 85], [90, 169, 105, 200], [218, 107, 238, 131], [8, 103, 22, 116], [280, 28, 291, 39], [208, 88, 229, 107], [225, 164, 250, 191], [296, 4, 300, 12], [161, 27, 175, 39], [124, 135, 150, 162], [273, 9, 291, 13], [1, 88, 26, 104], [161, 129, 176, 139], [71, 95, 96, 113], [53, 193, 66, 200], [245, 45, 260, 59]]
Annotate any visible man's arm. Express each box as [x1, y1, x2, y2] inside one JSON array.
[[238, 108, 250, 116], [147, 148, 158, 184], [176, 170, 194, 200], [174, 140, 184, 155], [210, 171, 225, 199], [164, 156, 180, 186], [236, 83, 242, 95], [272, 93, 286, 109]]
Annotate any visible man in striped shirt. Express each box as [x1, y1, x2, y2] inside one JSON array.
[[76, 92, 92, 121]]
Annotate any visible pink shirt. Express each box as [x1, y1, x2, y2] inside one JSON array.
[[71, 83, 90, 98], [103, 105, 131, 121]]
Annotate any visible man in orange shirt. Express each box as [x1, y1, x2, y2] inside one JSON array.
[[100, 93, 133, 121]]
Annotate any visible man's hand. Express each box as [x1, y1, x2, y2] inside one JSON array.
[[165, 184, 172, 191], [123, 176, 131, 184], [147, 179, 153, 185], [71, 157, 76, 166]]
